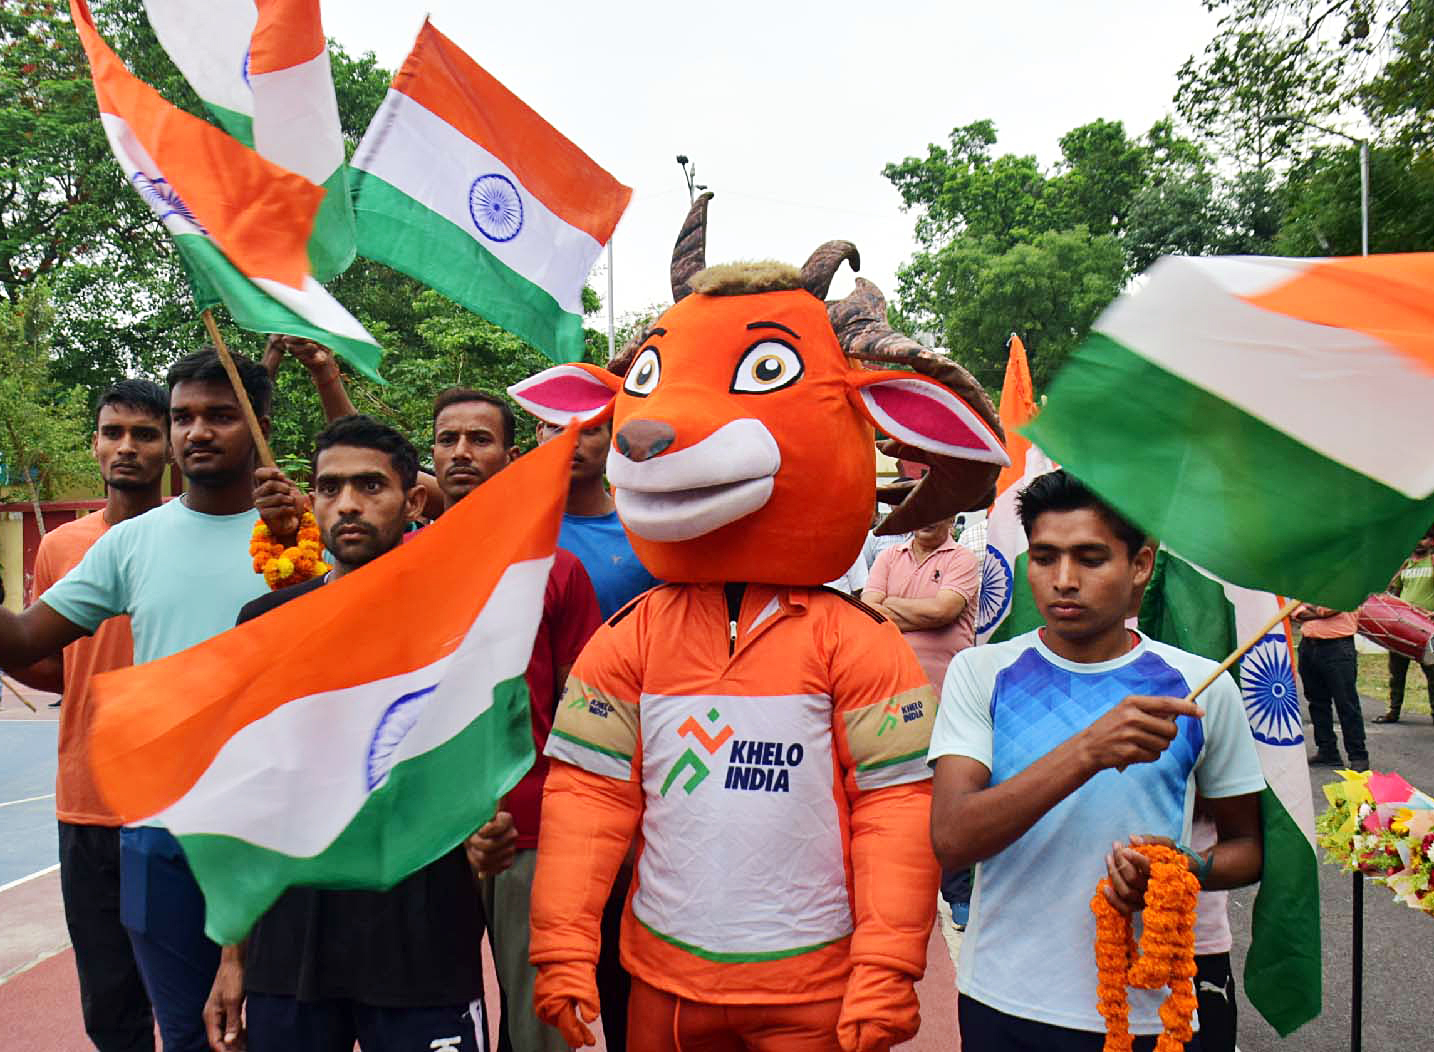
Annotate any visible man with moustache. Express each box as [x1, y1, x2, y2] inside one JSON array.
[[19, 380, 170, 1051], [203, 415, 518, 1052], [431, 389, 602, 1052], [0, 348, 302, 1051]]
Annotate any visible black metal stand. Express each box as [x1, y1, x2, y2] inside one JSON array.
[[1352, 872, 1363, 1052]]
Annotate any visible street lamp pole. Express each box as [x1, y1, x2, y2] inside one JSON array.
[[675, 155, 707, 205], [1267, 114, 1369, 256]]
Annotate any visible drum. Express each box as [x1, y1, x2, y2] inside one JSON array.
[[1357, 593, 1434, 665]]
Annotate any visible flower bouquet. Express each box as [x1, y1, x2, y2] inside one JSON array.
[[1316, 769, 1434, 916]]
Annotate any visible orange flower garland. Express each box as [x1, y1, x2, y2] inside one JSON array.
[[249, 511, 329, 590], [1091, 844, 1200, 1052]]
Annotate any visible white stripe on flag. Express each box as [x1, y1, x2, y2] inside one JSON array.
[[250, 49, 344, 184], [151, 557, 551, 855], [143, 0, 255, 117], [355, 90, 600, 313], [1098, 256, 1434, 499], [252, 275, 380, 344]]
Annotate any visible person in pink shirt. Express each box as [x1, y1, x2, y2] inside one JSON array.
[[862, 515, 982, 690]]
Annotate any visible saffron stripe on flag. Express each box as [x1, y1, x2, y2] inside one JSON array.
[[392, 21, 630, 244]]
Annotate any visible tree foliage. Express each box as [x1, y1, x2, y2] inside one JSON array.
[[886, 0, 1434, 393], [0, 284, 98, 522]]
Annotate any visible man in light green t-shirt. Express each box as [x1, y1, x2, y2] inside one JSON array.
[[1376, 530, 1434, 724], [0, 347, 302, 1052]]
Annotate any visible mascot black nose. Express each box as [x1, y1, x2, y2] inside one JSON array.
[[615, 420, 676, 462]]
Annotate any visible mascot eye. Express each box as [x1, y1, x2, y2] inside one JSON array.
[[624, 347, 661, 397], [731, 341, 803, 394]]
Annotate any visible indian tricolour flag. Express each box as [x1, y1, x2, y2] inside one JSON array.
[[71, 0, 382, 381], [143, 0, 355, 280], [351, 20, 632, 364], [977, 334, 1055, 643], [85, 428, 578, 945], [1028, 253, 1434, 611]]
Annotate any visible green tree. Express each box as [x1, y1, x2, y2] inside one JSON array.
[[0, 285, 99, 533], [1276, 142, 1434, 255], [1362, 1, 1434, 150]]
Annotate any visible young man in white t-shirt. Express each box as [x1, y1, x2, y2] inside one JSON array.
[[927, 470, 1265, 1051]]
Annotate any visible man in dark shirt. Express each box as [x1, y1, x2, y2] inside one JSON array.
[[202, 416, 519, 1052]]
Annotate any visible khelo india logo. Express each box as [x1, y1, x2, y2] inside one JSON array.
[[658, 707, 808, 797]]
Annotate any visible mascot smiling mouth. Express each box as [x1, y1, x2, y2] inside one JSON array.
[[606, 418, 780, 542]]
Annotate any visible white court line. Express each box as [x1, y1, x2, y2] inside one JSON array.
[[0, 863, 59, 894], [0, 793, 54, 809]]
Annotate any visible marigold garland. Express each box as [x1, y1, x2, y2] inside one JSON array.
[[249, 512, 328, 590], [1091, 843, 1200, 1052]]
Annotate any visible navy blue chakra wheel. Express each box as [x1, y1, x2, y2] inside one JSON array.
[[468, 173, 524, 243], [1239, 634, 1303, 746], [975, 545, 1013, 636]]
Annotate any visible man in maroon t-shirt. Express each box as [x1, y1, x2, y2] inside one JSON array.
[[429, 388, 601, 1052]]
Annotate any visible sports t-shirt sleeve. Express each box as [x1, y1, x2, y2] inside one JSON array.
[[37, 527, 127, 633], [1193, 672, 1265, 798], [927, 647, 993, 772], [832, 612, 937, 793], [544, 605, 642, 783]]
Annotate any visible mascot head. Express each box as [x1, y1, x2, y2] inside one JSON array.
[[511, 194, 1009, 585]]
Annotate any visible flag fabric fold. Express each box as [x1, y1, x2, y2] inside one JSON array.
[[977, 334, 1054, 643], [85, 428, 577, 944], [1027, 253, 1434, 611], [71, 0, 382, 380], [143, 0, 356, 279], [1138, 553, 1322, 1036], [351, 19, 632, 364]]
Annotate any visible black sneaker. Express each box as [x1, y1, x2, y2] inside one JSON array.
[[1348, 756, 1370, 771], [1309, 751, 1343, 766]]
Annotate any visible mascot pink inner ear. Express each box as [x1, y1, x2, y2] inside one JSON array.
[[855, 377, 1009, 465], [509, 366, 618, 425]]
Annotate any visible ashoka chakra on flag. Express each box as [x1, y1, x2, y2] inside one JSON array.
[[976, 544, 1013, 636], [1239, 634, 1302, 746], [468, 172, 524, 242]]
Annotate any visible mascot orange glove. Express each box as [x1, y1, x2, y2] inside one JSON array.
[[530, 760, 642, 1049], [836, 781, 939, 1052]]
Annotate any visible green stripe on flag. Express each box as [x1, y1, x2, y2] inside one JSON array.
[[1137, 551, 1237, 662], [172, 233, 383, 382], [204, 102, 253, 146], [352, 171, 585, 364], [179, 674, 535, 945], [1244, 787, 1323, 1035], [1027, 332, 1434, 611], [308, 165, 356, 282]]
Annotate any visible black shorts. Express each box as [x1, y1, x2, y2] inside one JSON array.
[[245, 993, 488, 1052], [958, 994, 1160, 1052]]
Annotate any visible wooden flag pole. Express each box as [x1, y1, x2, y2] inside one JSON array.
[[1, 673, 38, 712], [200, 310, 277, 470], [1184, 597, 1303, 703]]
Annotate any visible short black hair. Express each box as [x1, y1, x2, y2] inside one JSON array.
[[95, 378, 168, 428], [312, 414, 420, 491], [432, 388, 515, 447], [1016, 469, 1148, 557], [165, 346, 272, 416]]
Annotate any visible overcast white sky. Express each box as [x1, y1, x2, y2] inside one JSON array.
[[323, 1, 1218, 326]]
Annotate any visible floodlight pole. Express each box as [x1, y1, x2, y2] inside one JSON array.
[[1267, 114, 1369, 256]]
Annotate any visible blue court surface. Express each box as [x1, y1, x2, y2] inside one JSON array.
[[0, 716, 60, 888]]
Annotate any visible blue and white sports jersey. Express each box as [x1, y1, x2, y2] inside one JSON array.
[[927, 629, 1263, 1035]]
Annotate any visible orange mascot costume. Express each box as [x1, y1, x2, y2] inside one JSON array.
[[509, 194, 1008, 1051]]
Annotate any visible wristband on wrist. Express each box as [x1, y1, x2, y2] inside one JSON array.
[[1178, 844, 1214, 887]]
